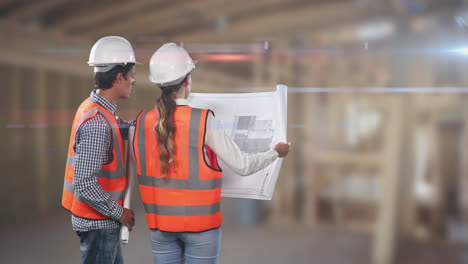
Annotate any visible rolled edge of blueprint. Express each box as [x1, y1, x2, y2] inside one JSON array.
[[121, 226, 130, 244], [120, 126, 135, 244]]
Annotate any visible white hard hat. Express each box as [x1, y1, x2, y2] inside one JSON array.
[[149, 43, 195, 86], [88, 36, 139, 70]]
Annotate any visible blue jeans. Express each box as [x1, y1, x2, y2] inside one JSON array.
[[150, 227, 222, 264], [76, 228, 123, 264]]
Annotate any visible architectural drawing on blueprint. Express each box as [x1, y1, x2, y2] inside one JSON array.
[[231, 116, 274, 154]]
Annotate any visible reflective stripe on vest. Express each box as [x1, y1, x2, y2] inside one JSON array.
[[62, 98, 126, 220], [143, 202, 221, 216], [67, 155, 125, 180], [135, 107, 223, 232], [63, 178, 125, 203]]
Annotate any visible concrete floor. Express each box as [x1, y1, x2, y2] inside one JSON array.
[[0, 204, 373, 264], [0, 218, 373, 264], [1, 201, 466, 264]]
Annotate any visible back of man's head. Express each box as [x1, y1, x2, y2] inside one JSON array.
[[94, 63, 135, 90]]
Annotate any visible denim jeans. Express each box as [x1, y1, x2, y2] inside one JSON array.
[[76, 228, 123, 264], [150, 227, 222, 264]]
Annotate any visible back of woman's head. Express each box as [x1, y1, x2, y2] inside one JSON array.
[[153, 75, 189, 178]]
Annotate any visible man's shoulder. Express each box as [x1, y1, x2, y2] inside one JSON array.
[[77, 113, 112, 135]]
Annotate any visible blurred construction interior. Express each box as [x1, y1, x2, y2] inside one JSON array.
[[2, 0, 468, 263]]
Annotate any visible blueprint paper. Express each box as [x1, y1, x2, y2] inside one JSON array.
[[187, 85, 287, 200], [120, 126, 135, 244]]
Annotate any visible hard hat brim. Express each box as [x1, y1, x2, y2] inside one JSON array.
[[88, 61, 141, 66]]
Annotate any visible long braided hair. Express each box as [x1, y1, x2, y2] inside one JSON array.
[[153, 75, 189, 178]]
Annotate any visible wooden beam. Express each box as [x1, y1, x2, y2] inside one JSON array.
[[0, 37, 245, 94], [149, 0, 309, 39], [315, 151, 383, 167], [48, 0, 161, 34], [71, 0, 205, 39], [80, 0, 310, 41], [0, 0, 18, 8], [171, 2, 377, 42], [0, 50, 89, 76], [0, 0, 29, 14], [194, 66, 249, 90], [0, 0, 68, 23], [0, 22, 100, 77]]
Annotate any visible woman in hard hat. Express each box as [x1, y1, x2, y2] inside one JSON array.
[[133, 43, 290, 264]]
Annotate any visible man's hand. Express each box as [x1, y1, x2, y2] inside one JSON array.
[[119, 208, 135, 231], [274, 142, 291, 158]]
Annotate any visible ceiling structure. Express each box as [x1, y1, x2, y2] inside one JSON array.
[[0, 0, 465, 87]]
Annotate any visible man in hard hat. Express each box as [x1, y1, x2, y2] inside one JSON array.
[[62, 36, 138, 264], [134, 43, 290, 264]]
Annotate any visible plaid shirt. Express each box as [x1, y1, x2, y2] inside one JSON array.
[[71, 90, 130, 232]]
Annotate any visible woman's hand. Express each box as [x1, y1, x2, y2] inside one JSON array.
[[274, 142, 291, 158]]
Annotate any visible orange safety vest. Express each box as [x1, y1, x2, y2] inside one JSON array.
[[62, 98, 127, 220], [134, 106, 223, 232]]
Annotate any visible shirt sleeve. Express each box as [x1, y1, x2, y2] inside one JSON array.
[[204, 112, 279, 176], [73, 114, 123, 220]]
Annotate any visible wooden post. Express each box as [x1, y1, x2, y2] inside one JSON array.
[[268, 38, 296, 225], [302, 90, 319, 227], [373, 96, 403, 264], [400, 51, 435, 237], [56, 73, 71, 153], [8, 65, 23, 225], [34, 68, 49, 216], [10, 65, 21, 160]]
